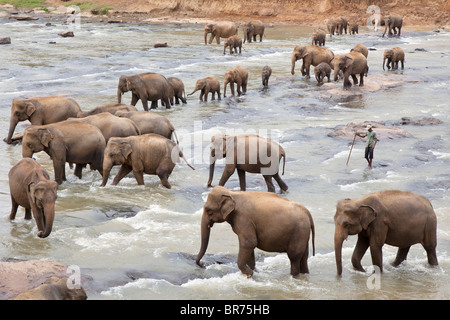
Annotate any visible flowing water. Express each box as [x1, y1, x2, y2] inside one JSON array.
[[0, 15, 449, 300]]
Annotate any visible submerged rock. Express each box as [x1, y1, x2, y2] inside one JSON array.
[[0, 37, 11, 44], [328, 121, 412, 141]]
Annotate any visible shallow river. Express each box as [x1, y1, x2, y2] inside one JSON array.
[[0, 15, 449, 300]]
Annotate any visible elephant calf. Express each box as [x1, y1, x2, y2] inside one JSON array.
[[383, 47, 405, 71], [314, 62, 331, 85], [196, 186, 315, 277], [188, 77, 221, 102], [224, 65, 248, 97], [223, 35, 242, 55], [9, 158, 58, 238], [101, 134, 194, 188], [262, 65, 272, 88]]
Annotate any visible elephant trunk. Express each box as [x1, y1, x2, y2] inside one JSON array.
[[196, 212, 212, 267], [223, 80, 228, 97], [22, 146, 33, 159], [204, 31, 208, 45], [207, 159, 215, 187], [37, 202, 55, 238], [334, 227, 347, 276], [187, 88, 198, 96], [117, 88, 123, 104], [291, 55, 297, 75], [383, 57, 387, 71], [101, 160, 113, 187], [5, 117, 18, 144]]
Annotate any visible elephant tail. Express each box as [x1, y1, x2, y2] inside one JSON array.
[[179, 150, 195, 170], [280, 148, 286, 175], [308, 210, 316, 256], [172, 129, 179, 144]]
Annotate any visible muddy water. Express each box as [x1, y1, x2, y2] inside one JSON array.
[[0, 16, 449, 300]]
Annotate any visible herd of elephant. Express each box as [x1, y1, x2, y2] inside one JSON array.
[[4, 17, 437, 279]]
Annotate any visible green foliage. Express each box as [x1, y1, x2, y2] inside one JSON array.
[[0, 0, 45, 8], [64, 1, 113, 15]]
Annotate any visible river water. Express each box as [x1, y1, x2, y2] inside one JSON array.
[[0, 15, 449, 300]]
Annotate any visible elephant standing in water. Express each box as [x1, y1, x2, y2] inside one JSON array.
[[223, 35, 242, 55], [204, 21, 238, 45], [8, 158, 58, 238], [262, 65, 272, 88], [5, 96, 81, 144], [242, 20, 265, 43], [188, 77, 221, 102], [311, 29, 326, 46], [22, 121, 106, 185], [314, 62, 331, 85], [117, 73, 173, 111], [383, 47, 405, 71], [334, 190, 438, 276], [382, 15, 403, 37], [196, 186, 315, 277], [291, 45, 334, 78], [167, 77, 187, 105], [224, 65, 248, 97], [77, 103, 138, 117], [331, 51, 368, 89], [207, 134, 288, 193]]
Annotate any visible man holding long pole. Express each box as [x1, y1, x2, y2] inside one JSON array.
[[356, 124, 379, 169]]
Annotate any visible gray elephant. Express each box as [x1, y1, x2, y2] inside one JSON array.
[[22, 121, 106, 185], [117, 73, 173, 111], [204, 21, 238, 45], [327, 19, 337, 36], [311, 29, 326, 46], [223, 35, 242, 55], [291, 45, 335, 78], [334, 190, 438, 276], [242, 20, 265, 43], [207, 134, 288, 193], [167, 77, 187, 105], [382, 15, 403, 37], [9, 158, 58, 238], [262, 65, 272, 88], [383, 47, 405, 70], [331, 51, 368, 89], [350, 44, 369, 58], [101, 134, 194, 188], [337, 17, 348, 34], [77, 103, 138, 117], [5, 96, 81, 144], [224, 65, 248, 97], [196, 186, 315, 277], [314, 62, 331, 85], [115, 110, 178, 143], [187, 77, 221, 102], [351, 24, 359, 34]]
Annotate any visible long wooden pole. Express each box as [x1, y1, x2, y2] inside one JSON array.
[[346, 133, 357, 166]]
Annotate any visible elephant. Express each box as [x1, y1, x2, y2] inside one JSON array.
[[22, 121, 106, 185], [207, 134, 288, 193], [195, 186, 315, 277], [242, 20, 265, 43], [77, 103, 138, 117], [291, 45, 335, 78], [351, 24, 359, 34], [311, 29, 326, 46], [334, 190, 439, 276], [67, 112, 141, 143], [382, 15, 403, 37], [117, 73, 173, 111], [350, 44, 368, 58], [187, 77, 221, 102], [327, 19, 337, 36], [115, 110, 178, 143], [5, 96, 81, 144], [101, 133, 194, 188], [262, 65, 272, 88], [337, 17, 348, 34], [224, 65, 248, 97], [223, 35, 242, 55], [167, 77, 187, 105], [331, 51, 368, 89], [8, 158, 58, 238], [314, 62, 331, 85], [204, 21, 238, 45], [383, 47, 405, 71]]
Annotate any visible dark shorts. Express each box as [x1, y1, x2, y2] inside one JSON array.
[[365, 146, 374, 159]]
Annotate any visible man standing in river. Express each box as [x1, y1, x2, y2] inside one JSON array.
[[357, 125, 379, 169]]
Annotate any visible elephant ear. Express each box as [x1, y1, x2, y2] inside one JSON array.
[[120, 141, 133, 159], [358, 205, 376, 230], [38, 128, 53, 147], [220, 194, 235, 220], [25, 102, 36, 117], [28, 182, 36, 204]]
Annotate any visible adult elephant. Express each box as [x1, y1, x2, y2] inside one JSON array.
[[77, 103, 138, 117], [291, 45, 335, 78], [195, 186, 315, 277], [350, 43, 369, 58], [207, 134, 288, 193], [224, 65, 248, 97], [188, 77, 221, 102], [117, 73, 173, 111], [334, 190, 438, 276], [337, 17, 348, 34], [383, 47, 405, 71], [101, 134, 194, 188], [311, 29, 326, 46], [21, 121, 106, 185], [5, 96, 81, 144], [8, 158, 58, 238], [167, 77, 187, 105], [382, 15, 403, 37], [204, 21, 238, 45], [331, 51, 368, 89], [327, 19, 337, 36], [242, 20, 265, 43], [115, 111, 178, 143], [67, 112, 141, 143]]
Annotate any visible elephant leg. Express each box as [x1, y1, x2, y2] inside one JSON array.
[[204, 88, 210, 101], [359, 73, 365, 86], [237, 245, 255, 277], [263, 175, 276, 193], [24, 208, 32, 220], [218, 165, 236, 187], [74, 164, 83, 179], [247, 250, 256, 270], [9, 196, 19, 220], [150, 100, 157, 110], [369, 242, 384, 273], [242, 82, 247, 94], [351, 235, 369, 272], [237, 168, 246, 191], [132, 170, 145, 185], [200, 89, 205, 102], [157, 168, 172, 189], [299, 245, 310, 274], [273, 173, 288, 192], [211, 91, 216, 101], [305, 64, 311, 79], [351, 74, 358, 85], [287, 245, 308, 276], [230, 83, 235, 96], [401, 60, 404, 70], [111, 165, 132, 185], [53, 159, 66, 185], [131, 93, 139, 106], [163, 97, 171, 109], [392, 247, 410, 267]]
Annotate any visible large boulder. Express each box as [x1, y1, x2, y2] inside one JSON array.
[[328, 121, 413, 141]]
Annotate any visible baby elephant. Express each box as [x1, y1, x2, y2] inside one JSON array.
[[223, 35, 242, 55], [196, 186, 315, 277], [314, 62, 331, 85], [9, 158, 58, 238], [262, 65, 272, 88], [383, 47, 405, 71], [101, 133, 194, 188]]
